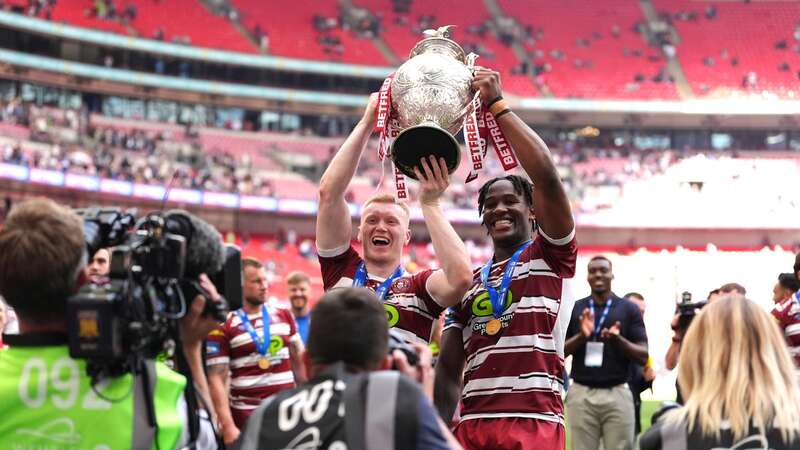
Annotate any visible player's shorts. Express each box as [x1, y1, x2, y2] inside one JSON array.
[[454, 417, 566, 450]]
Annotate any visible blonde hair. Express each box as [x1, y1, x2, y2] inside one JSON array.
[[669, 295, 800, 443], [286, 271, 310, 285], [362, 194, 410, 221]]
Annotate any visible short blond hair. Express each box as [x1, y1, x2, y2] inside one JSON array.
[[241, 257, 263, 272], [362, 193, 410, 220], [286, 271, 310, 285]]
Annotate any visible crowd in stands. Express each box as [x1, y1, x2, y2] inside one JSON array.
[[4, 0, 800, 99], [3, 96, 800, 220]]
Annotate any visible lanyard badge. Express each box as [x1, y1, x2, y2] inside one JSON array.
[[237, 305, 272, 370], [480, 240, 532, 335], [589, 299, 613, 340], [352, 261, 404, 300]]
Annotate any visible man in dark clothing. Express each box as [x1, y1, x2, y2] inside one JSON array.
[[236, 288, 458, 449], [564, 256, 649, 450], [623, 292, 655, 436]]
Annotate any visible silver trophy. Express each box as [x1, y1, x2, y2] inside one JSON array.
[[390, 26, 474, 179]]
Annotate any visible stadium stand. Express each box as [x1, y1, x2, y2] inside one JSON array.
[[654, 0, 800, 98], [354, 0, 539, 95], [498, 0, 678, 99], [232, 0, 390, 64]]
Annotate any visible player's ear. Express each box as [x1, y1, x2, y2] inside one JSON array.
[[404, 229, 411, 246]]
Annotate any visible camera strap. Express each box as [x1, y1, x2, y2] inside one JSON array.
[[589, 299, 613, 339], [480, 240, 531, 319], [352, 262, 404, 300]]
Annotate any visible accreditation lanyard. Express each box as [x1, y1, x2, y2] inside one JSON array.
[[589, 299, 613, 340], [480, 240, 532, 318], [237, 305, 270, 357], [352, 261, 404, 300]]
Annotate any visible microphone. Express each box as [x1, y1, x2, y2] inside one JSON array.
[[163, 210, 226, 278], [163, 210, 231, 320]]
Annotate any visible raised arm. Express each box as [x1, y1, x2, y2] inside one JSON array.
[[472, 69, 575, 240], [413, 156, 474, 308], [434, 326, 466, 422], [316, 94, 378, 250]]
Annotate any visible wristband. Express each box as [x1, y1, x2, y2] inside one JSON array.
[[494, 108, 512, 119], [489, 99, 509, 116], [486, 95, 503, 108]]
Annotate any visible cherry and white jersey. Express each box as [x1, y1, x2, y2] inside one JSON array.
[[445, 229, 577, 426], [318, 245, 445, 345], [206, 305, 300, 413], [771, 293, 800, 367]]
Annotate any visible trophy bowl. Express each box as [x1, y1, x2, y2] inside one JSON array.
[[390, 28, 474, 179]]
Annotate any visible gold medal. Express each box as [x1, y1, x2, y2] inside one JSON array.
[[258, 357, 271, 370], [485, 318, 502, 335]]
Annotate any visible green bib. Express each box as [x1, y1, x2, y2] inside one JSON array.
[[0, 345, 186, 449]]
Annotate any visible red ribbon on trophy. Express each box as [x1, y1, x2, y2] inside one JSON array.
[[374, 73, 408, 199], [464, 92, 487, 184], [485, 109, 518, 172]]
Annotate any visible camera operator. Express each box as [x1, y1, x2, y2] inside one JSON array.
[[85, 248, 111, 283], [0, 198, 219, 449], [664, 289, 717, 373], [640, 296, 800, 450], [236, 287, 462, 449]]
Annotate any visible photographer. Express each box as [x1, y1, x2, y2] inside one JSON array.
[[664, 290, 716, 373], [640, 297, 800, 450], [237, 287, 461, 449], [0, 198, 219, 449]]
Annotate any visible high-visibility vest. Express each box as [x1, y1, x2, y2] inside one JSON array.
[[0, 343, 186, 449]]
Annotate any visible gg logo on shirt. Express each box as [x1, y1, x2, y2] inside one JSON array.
[[384, 304, 400, 327], [471, 291, 513, 317], [269, 335, 284, 355]]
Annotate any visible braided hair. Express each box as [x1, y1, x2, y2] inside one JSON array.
[[477, 175, 537, 233], [477, 175, 534, 216]]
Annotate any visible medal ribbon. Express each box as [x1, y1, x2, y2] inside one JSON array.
[[480, 240, 532, 319], [352, 261, 404, 300], [589, 299, 613, 340], [236, 305, 270, 357]]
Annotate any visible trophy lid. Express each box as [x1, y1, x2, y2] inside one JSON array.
[[409, 25, 467, 64]]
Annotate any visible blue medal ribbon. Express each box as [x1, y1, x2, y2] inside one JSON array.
[[352, 261, 404, 300], [236, 305, 270, 357], [589, 298, 613, 340], [480, 240, 532, 319]]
